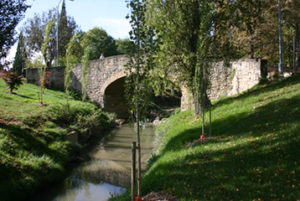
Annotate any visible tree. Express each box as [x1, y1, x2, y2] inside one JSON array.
[[65, 33, 83, 103], [147, 0, 238, 136], [58, 0, 78, 66], [116, 38, 136, 55], [126, 0, 157, 197], [39, 20, 56, 105], [81, 27, 118, 60], [12, 32, 26, 75], [22, 8, 77, 67], [283, 0, 300, 74], [0, 0, 29, 67]]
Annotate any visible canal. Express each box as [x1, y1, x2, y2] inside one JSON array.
[[31, 124, 155, 201]]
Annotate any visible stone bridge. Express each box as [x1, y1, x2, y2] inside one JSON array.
[[26, 54, 262, 117]]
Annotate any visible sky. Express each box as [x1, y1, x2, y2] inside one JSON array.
[[6, 0, 132, 63]]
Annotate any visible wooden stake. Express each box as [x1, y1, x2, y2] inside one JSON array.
[[131, 142, 136, 201]]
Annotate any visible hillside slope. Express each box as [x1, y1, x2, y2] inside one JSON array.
[[145, 76, 300, 200], [0, 80, 112, 201], [113, 75, 300, 201]]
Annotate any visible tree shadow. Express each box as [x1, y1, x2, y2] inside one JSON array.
[[143, 89, 300, 200]]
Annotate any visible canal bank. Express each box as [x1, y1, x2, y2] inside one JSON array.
[[29, 124, 156, 201]]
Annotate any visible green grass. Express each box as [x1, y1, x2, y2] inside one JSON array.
[[112, 75, 300, 201], [0, 79, 113, 201]]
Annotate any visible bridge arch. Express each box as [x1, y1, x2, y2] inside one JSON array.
[[100, 71, 126, 95], [102, 72, 128, 118]]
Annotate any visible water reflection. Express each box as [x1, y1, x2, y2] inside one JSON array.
[[53, 181, 125, 201], [31, 124, 155, 201]]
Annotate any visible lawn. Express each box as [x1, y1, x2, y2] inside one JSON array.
[[0, 79, 113, 201], [112, 75, 300, 201]]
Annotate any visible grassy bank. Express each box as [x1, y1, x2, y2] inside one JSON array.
[[113, 75, 300, 201], [0, 80, 114, 201]]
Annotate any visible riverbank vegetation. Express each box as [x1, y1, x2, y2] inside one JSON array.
[[0, 79, 114, 201], [112, 75, 300, 201]]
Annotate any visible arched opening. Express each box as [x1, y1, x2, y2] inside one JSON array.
[[103, 77, 182, 120], [103, 77, 129, 119]]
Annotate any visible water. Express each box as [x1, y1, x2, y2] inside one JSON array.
[[31, 124, 155, 201]]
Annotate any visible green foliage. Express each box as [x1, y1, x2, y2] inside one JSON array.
[[57, 0, 78, 66], [22, 7, 78, 67], [81, 27, 118, 60], [65, 33, 83, 103], [41, 20, 56, 67], [38, 20, 55, 104], [146, 0, 224, 117], [12, 33, 26, 75], [125, 0, 157, 122], [48, 102, 97, 125], [81, 46, 92, 102], [0, 0, 29, 61], [0, 71, 23, 93], [115, 38, 136, 55]]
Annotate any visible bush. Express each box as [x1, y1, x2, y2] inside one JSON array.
[[0, 70, 23, 93], [48, 102, 97, 125], [48, 102, 113, 135]]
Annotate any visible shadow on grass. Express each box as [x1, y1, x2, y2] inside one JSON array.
[[143, 86, 300, 200], [143, 123, 299, 200], [159, 92, 300, 155]]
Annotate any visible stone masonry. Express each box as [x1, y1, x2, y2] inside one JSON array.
[[26, 55, 262, 112]]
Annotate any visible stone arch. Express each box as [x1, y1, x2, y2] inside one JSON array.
[[102, 75, 128, 118], [100, 71, 126, 95]]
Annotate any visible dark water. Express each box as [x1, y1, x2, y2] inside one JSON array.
[[31, 124, 155, 201]]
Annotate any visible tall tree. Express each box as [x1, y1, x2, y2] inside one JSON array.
[[12, 32, 27, 75], [39, 20, 56, 105], [22, 8, 77, 67], [147, 0, 238, 135], [0, 0, 29, 67], [283, 0, 300, 73], [65, 32, 83, 103], [126, 0, 157, 197], [58, 0, 78, 66]]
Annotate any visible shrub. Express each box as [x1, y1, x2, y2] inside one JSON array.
[[38, 71, 51, 88], [0, 70, 23, 93]]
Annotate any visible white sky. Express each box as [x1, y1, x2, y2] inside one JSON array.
[[6, 0, 131, 63]]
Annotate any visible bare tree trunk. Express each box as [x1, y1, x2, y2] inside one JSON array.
[[250, 40, 254, 59], [201, 106, 205, 136], [136, 6, 142, 195], [294, 24, 299, 75], [209, 107, 212, 137]]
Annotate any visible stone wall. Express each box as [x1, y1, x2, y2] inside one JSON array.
[[26, 56, 261, 113], [25, 66, 66, 89], [180, 59, 261, 111]]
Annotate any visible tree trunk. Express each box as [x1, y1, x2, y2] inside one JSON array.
[[201, 106, 205, 136], [294, 24, 299, 75], [209, 107, 212, 137], [250, 40, 254, 59]]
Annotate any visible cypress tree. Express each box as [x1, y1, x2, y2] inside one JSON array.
[[58, 0, 77, 65], [12, 33, 26, 76]]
